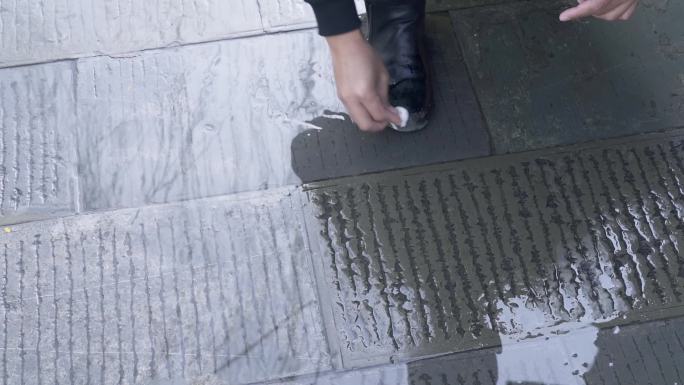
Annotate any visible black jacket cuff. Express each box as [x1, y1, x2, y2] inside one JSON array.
[[308, 0, 362, 36]]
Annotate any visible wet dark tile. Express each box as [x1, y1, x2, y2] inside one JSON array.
[[583, 317, 684, 385], [0, 188, 330, 385], [290, 13, 490, 184], [451, 0, 684, 153], [304, 131, 684, 368], [0, 62, 78, 226]]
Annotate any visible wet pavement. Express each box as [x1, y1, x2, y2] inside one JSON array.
[[305, 132, 684, 367], [1, 0, 684, 384]]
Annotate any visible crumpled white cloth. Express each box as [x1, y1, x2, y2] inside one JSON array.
[[390, 106, 410, 130]]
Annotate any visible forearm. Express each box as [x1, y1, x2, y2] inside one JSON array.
[[325, 29, 366, 56], [305, 0, 362, 36]]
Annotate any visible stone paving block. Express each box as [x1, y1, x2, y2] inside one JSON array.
[[452, 0, 684, 153], [291, 13, 490, 183], [0, 62, 77, 226], [0, 188, 330, 385], [305, 131, 684, 368], [0, 0, 263, 67], [74, 30, 342, 211]]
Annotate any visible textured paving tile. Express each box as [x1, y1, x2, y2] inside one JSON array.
[[452, 0, 684, 153], [74, 30, 342, 211], [0, 0, 263, 67], [0, 0, 374, 67], [277, 316, 684, 384], [291, 13, 490, 183], [0, 62, 77, 226], [0, 189, 330, 385], [305, 131, 684, 367]]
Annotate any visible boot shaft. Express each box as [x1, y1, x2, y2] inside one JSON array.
[[365, 0, 427, 83]]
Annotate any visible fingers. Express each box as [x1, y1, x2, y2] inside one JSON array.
[[340, 72, 400, 132], [345, 100, 387, 132], [595, 1, 634, 20], [559, 0, 602, 21], [619, 2, 638, 19], [331, 44, 401, 132], [365, 94, 401, 126], [560, 0, 639, 21], [377, 74, 403, 126]]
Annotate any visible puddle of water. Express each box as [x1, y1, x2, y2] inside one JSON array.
[[493, 293, 618, 385]]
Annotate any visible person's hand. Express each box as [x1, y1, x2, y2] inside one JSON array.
[[560, 0, 639, 21], [326, 29, 402, 132]]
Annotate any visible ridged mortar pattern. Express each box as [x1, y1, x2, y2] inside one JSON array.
[[308, 135, 684, 365]]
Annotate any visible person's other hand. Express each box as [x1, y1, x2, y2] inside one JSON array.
[[326, 29, 402, 132], [559, 0, 639, 21]]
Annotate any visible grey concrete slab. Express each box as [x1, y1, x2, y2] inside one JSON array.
[[304, 130, 684, 368], [451, 0, 684, 153], [0, 0, 263, 68], [0, 61, 78, 226], [0, 188, 331, 385], [74, 30, 344, 211], [291, 13, 490, 183]]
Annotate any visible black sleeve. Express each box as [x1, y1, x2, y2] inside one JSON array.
[[305, 0, 362, 36]]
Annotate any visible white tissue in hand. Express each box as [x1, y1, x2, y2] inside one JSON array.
[[390, 106, 410, 130]]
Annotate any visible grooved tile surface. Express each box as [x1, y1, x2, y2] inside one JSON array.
[[278, 316, 684, 384], [75, 30, 342, 211], [305, 132, 684, 367], [0, 0, 262, 68], [290, 13, 490, 183], [451, 0, 684, 153], [0, 62, 77, 226], [0, 189, 330, 385]]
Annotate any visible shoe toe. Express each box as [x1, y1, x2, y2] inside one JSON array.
[[389, 78, 426, 112], [389, 79, 430, 132], [390, 109, 429, 132]]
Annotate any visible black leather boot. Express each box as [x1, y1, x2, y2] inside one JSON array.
[[366, 0, 432, 132]]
